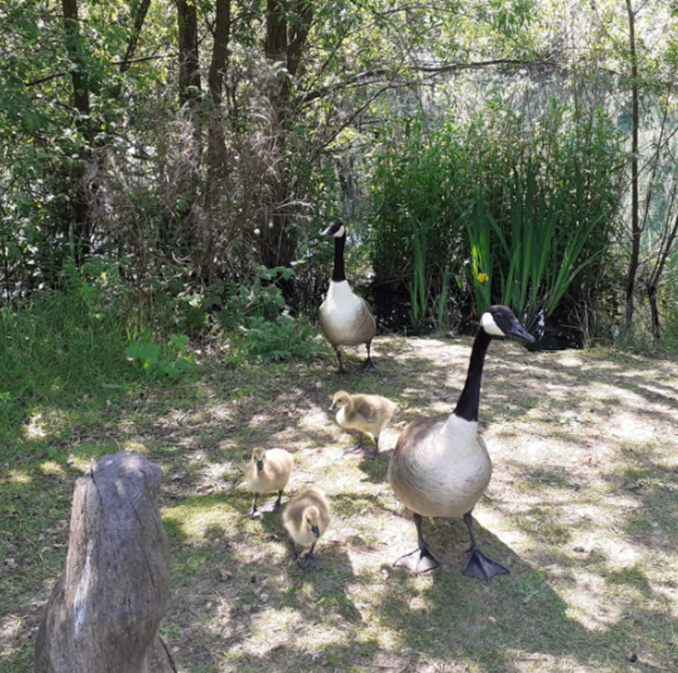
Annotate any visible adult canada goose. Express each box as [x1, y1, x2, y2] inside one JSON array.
[[282, 487, 331, 569], [330, 390, 397, 459], [388, 305, 534, 578], [319, 220, 377, 374], [244, 447, 294, 519]]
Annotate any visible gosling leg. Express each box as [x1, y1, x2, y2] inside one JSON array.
[[393, 513, 439, 573], [347, 432, 365, 453], [462, 511, 509, 581], [245, 492, 259, 519], [288, 538, 299, 562], [273, 489, 283, 512], [298, 542, 317, 569], [362, 435, 380, 460]]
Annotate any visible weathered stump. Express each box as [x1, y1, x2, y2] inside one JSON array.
[[34, 452, 176, 673]]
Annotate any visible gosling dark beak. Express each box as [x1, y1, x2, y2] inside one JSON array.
[[256, 460, 264, 471], [329, 403, 337, 412], [311, 525, 320, 538], [509, 322, 535, 342]]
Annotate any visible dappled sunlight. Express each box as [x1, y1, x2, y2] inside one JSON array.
[[4, 341, 678, 672], [123, 440, 149, 454], [0, 614, 24, 663], [4, 470, 32, 485], [563, 569, 631, 630], [39, 461, 66, 477], [25, 412, 48, 439], [67, 454, 96, 472], [162, 501, 237, 541]]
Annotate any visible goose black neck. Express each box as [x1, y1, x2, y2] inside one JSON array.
[[331, 233, 346, 282], [453, 329, 492, 423]]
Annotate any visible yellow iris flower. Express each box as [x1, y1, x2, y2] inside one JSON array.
[[477, 273, 489, 283]]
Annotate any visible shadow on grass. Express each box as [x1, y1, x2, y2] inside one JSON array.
[[3, 338, 678, 672]]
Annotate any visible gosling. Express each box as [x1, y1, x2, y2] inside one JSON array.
[[282, 488, 331, 569], [330, 390, 397, 459], [244, 447, 294, 519]]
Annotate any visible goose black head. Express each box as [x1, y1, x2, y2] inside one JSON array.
[[480, 305, 535, 342], [321, 220, 346, 238]]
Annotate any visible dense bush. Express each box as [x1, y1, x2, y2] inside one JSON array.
[[368, 100, 624, 334]]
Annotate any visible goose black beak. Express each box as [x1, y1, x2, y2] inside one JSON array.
[[256, 460, 264, 471], [509, 323, 535, 342], [328, 403, 338, 412], [311, 525, 320, 538], [321, 225, 333, 236]]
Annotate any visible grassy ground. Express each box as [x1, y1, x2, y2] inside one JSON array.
[[2, 335, 678, 673]]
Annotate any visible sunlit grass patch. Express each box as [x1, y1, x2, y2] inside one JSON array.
[[38, 461, 65, 477], [2, 340, 678, 673]]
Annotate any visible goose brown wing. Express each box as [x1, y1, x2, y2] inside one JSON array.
[[356, 297, 377, 340]]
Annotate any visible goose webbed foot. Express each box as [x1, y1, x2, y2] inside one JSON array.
[[462, 511, 509, 580], [394, 514, 439, 573], [359, 358, 377, 373], [393, 547, 439, 573], [334, 349, 349, 375], [462, 550, 510, 581]]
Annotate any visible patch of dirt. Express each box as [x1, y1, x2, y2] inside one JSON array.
[[3, 337, 678, 673]]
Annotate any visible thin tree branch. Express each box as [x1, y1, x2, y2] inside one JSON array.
[[25, 55, 170, 87]]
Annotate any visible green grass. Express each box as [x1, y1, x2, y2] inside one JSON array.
[[1, 327, 678, 672]]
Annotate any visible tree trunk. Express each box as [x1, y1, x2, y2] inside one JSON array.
[[202, 0, 231, 281], [177, 0, 201, 106], [34, 453, 175, 673], [61, 0, 93, 262], [260, 0, 314, 272], [175, 0, 203, 258], [647, 210, 678, 341], [624, 0, 640, 332]]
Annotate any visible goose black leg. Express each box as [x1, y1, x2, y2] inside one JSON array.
[[393, 513, 440, 573], [462, 511, 509, 580], [273, 489, 283, 512], [334, 348, 348, 375], [245, 492, 259, 519], [359, 341, 377, 373]]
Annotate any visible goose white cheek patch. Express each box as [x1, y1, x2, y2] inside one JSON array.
[[481, 312, 505, 336], [333, 225, 345, 238]]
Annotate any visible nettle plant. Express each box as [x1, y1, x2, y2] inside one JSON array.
[[219, 265, 326, 364], [125, 334, 194, 381]]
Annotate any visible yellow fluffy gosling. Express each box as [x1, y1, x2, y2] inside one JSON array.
[[330, 390, 397, 459], [282, 488, 331, 569], [244, 447, 293, 519]]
